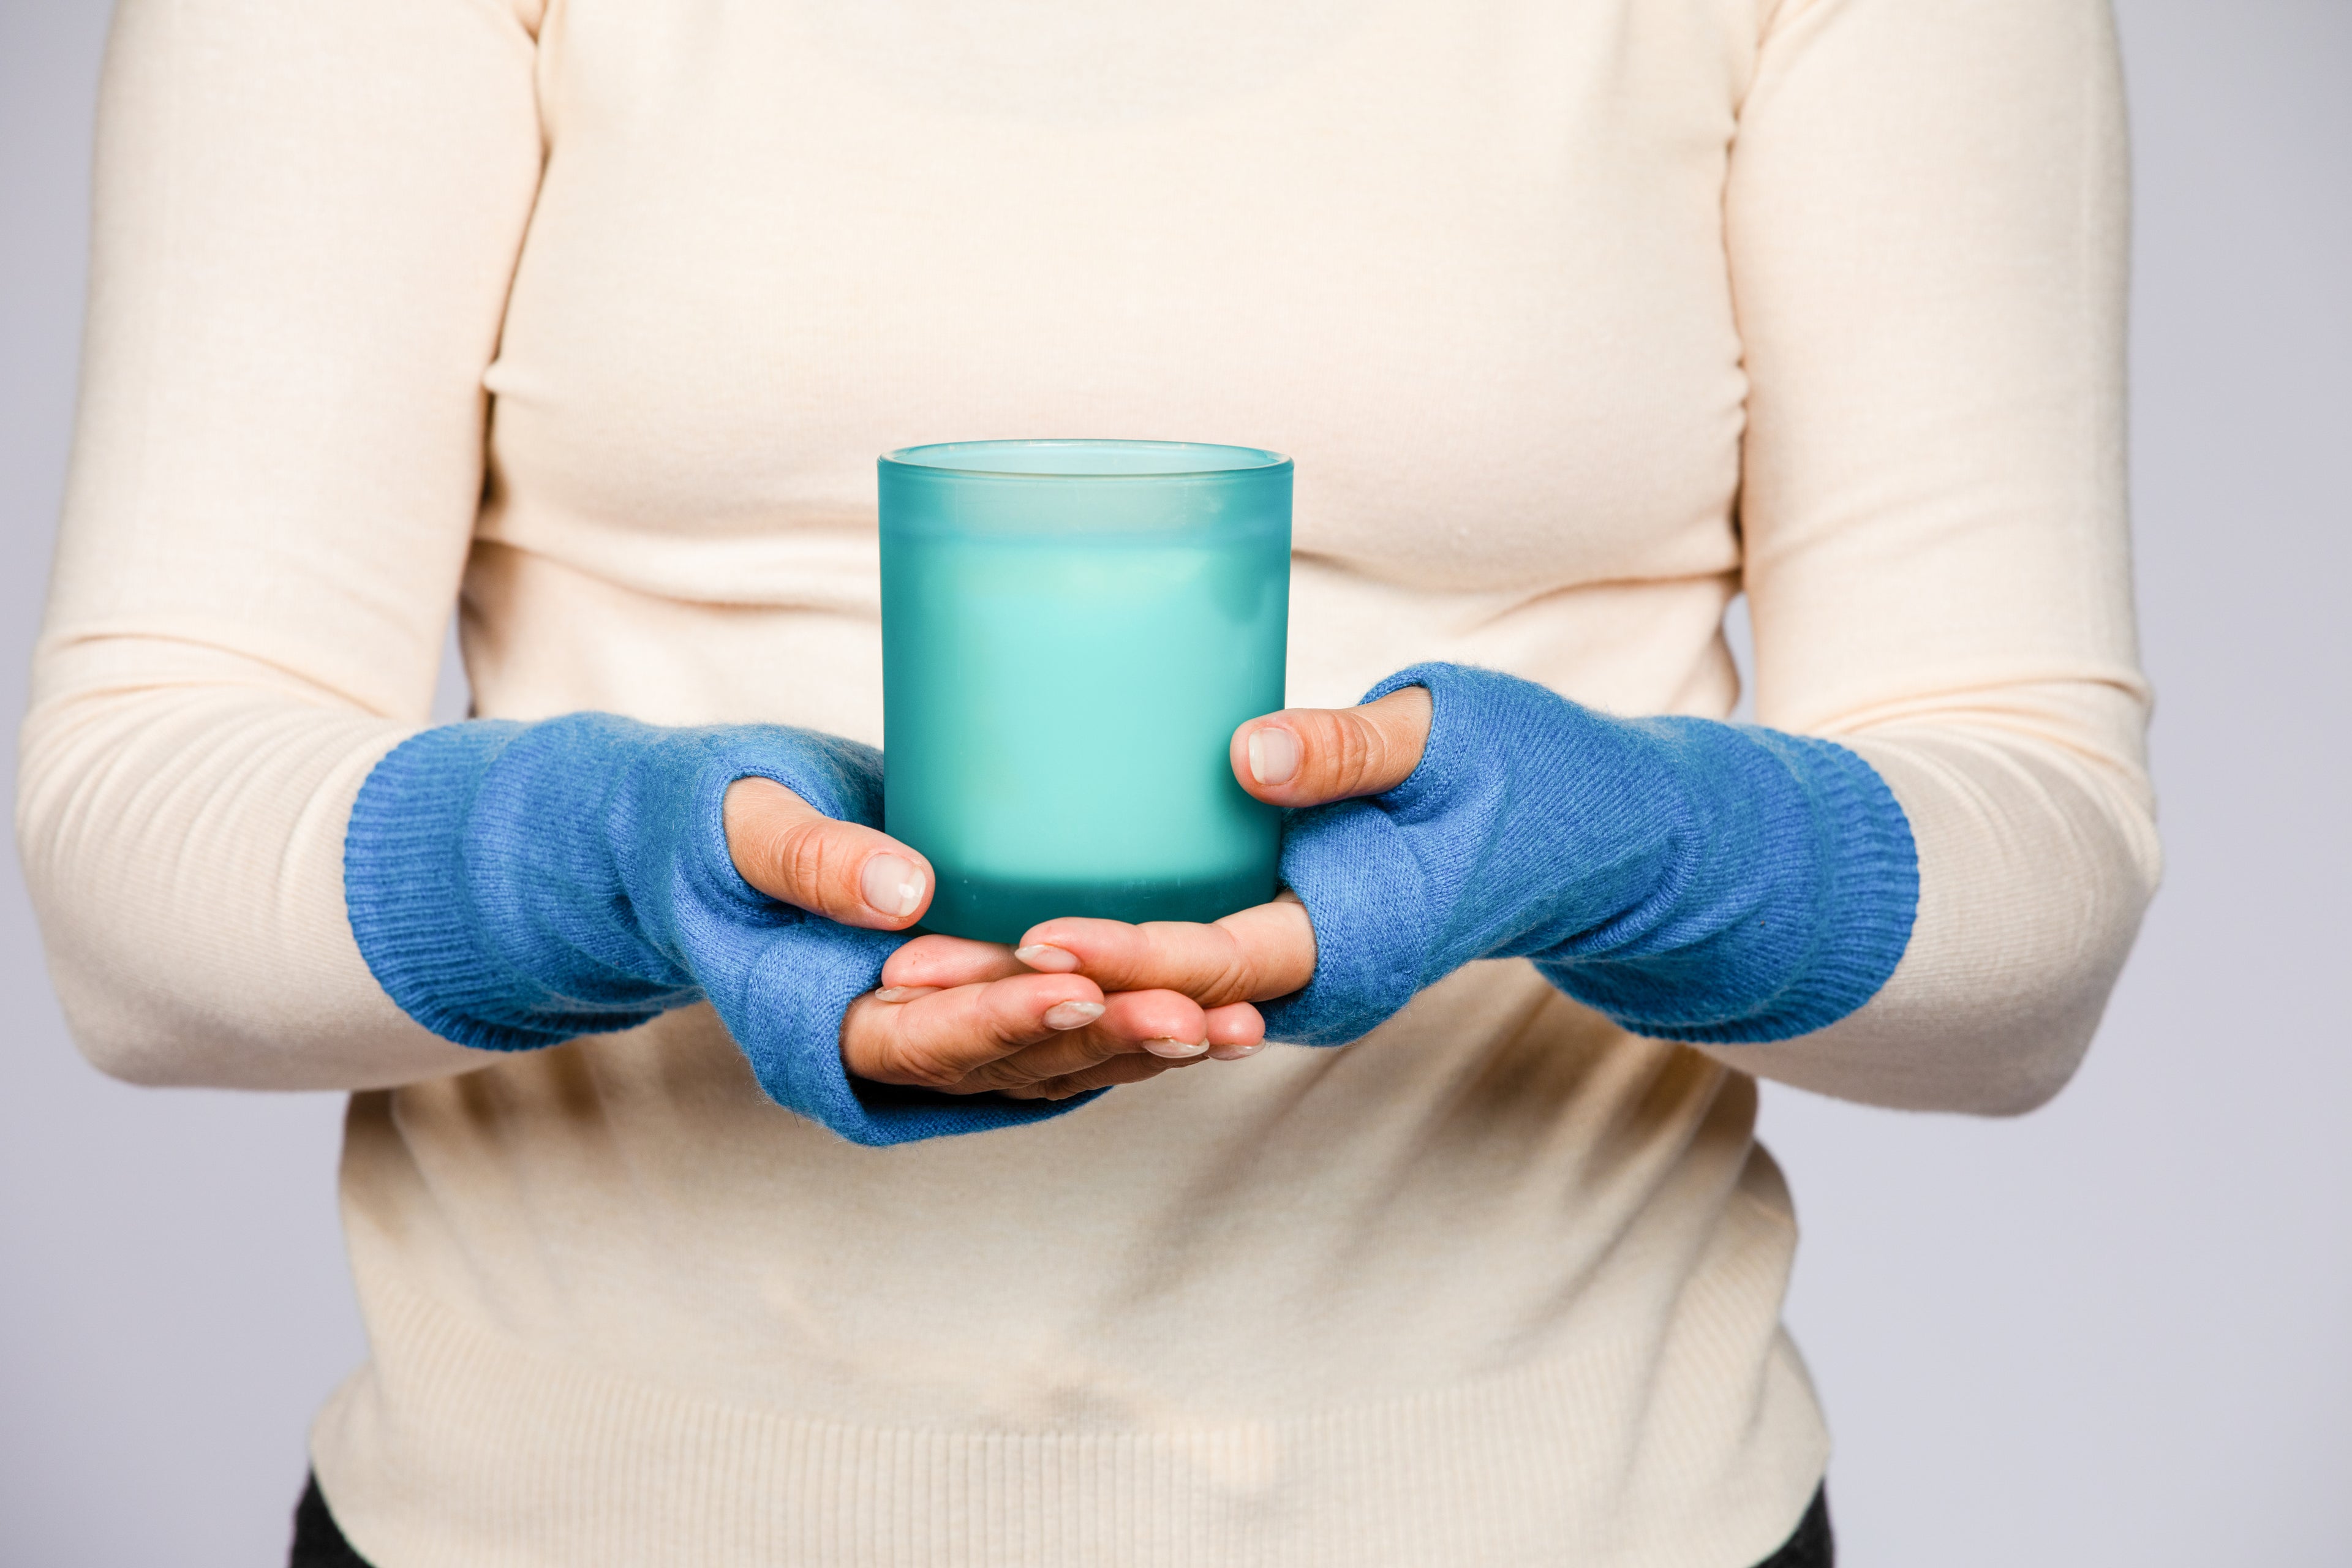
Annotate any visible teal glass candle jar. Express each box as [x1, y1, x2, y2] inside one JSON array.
[[879, 439, 1292, 943]]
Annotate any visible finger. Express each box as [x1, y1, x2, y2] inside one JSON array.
[[1203, 1002, 1267, 1059], [1096, 988, 1213, 1060], [933, 990, 1199, 1091], [841, 972, 1106, 1090], [1016, 919, 1247, 1003], [941, 986, 1218, 1093], [725, 776, 935, 930], [1008, 1002, 1284, 1095], [881, 932, 1024, 990], [1229, 684, 1433, 807], [1002, 1052, 1206, 1101], [1016, 896, 1318, 1006], [939, 1028, 1128, 1093]]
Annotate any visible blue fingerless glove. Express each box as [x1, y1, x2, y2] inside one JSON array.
[[1261, 664, 1920, 1047], [343, 715, 1091, 1146]]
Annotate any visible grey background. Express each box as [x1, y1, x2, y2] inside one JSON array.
[[3, 0, 2345, 1561]]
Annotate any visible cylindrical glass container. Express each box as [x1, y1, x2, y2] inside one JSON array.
[[879, 439, 1292, 943]]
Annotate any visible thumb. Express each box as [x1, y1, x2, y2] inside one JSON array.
[[723, 776, 933, 930], [1229, 684, 1433, 808]]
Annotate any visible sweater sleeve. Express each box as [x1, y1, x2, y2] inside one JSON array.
[[15, 0, 548, 1089], [1709, 0, 2160, 1113]]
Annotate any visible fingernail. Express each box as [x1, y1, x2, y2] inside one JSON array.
[[874, 986, 935, 1003], [1042, 1001, 1106, 1030], [1144, 1037, 1210, 1059], [861, 853, 927, 918], [1246, 725, 1300, 786], [1208, 1041, 1266, 1060], [1014, 944, 1080, 973]]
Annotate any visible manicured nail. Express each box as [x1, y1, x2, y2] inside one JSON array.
[[1144, 1037, 1211, 1059], [1014, 944, 1080, 973], [861, 853, 927, 918], [1246, 725, 1300, 786], [1208, 1041, 1266, 1060], [1042, 1001, 1106, 1030]]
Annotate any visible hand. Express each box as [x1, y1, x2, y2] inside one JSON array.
[[1088, 660, 1919, 1053], [968, 685, 1438, 1021], [725, 777, 1250, 1101]]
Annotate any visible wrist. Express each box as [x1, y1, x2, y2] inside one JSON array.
[[1546, 723, 1918, 1042], [345, 717, 699, 1052]]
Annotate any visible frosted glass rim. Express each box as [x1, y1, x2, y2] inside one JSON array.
[[880, 438, 1292, 481]]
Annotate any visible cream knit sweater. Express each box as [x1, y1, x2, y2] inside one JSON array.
[[20, 0, 2157, 1562]]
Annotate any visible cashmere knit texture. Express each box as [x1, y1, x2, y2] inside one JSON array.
[[344, 717, 1079, 1145], [18, 0, 2162, 1562], [1267, 663, 1917, 1047]]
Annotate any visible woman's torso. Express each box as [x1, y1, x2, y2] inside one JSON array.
[[318, 2, 1826, 1561]]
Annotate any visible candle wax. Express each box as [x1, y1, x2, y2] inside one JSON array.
[[883, 530, 1288, 943]]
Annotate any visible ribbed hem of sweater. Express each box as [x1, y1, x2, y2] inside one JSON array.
[[311, 1271, 1830, 1568]]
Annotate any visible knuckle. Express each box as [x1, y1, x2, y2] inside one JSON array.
[[778, 823, 828, 890], [886, 1036, 965, 1090], [1208, 951, 1254, 1006], [962, 1055, 1035, 1093], [1329, 712, 1378, 795]]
